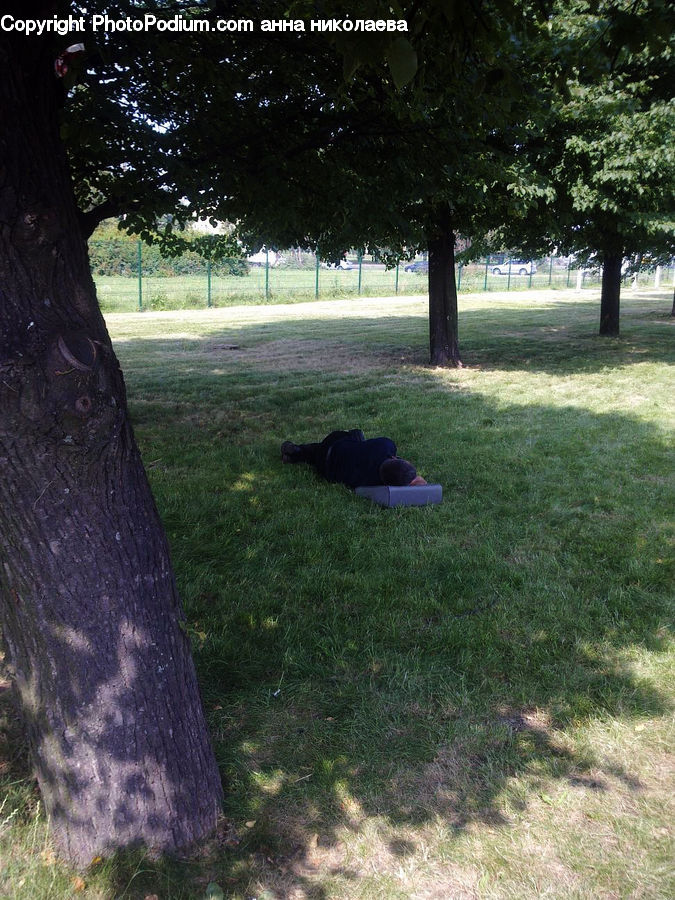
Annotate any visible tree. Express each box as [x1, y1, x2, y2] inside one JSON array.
[[496, 0, 675, 336], [0, 2, 230, 866], [216, 2, 554, 366], [64, 0, 554, 370]]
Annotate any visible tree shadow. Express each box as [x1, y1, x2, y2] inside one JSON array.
[[456, 295, 674, 373], [110, 291, 674, 378], [1, 302, 672, 897], [103, 319, 674, 895]]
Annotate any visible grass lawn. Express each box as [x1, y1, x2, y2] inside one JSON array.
[[1, 288, 673, 898], [93, 266, 609, 313]]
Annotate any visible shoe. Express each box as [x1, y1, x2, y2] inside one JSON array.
[[281, 441, 301, 463]]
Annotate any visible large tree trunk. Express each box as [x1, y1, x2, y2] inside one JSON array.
[[599, 252, 623, 336], [427, 226, 461, 366], [0, 29, 222, 867]]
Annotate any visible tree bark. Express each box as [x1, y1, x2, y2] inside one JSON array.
[[0, 30, 222, 867], [599, 252, 623, 336], [427, 225, 462, 367]]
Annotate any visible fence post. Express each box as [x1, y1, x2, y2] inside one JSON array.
[[357, 251, 363, 295], [137, 240, 143, 311], [315, 252, 320, 299], [207, 258, 212, 308], [484, 257, 489, 291], [265, 249, 270, 300], [548, 256, 554, 285], [457, 263, 463, 291], [507, 257, 512, 291], [566, 260, 571, 288], [395, 262, 399, 294]]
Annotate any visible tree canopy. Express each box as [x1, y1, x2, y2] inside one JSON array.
[[552, 1, 674, 254], [49, 0, 675, 333], [491, 0, 675, 333], [54, 0, 559, 364]]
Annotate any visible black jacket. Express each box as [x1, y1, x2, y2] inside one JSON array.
[[324, 437, 397, 488]]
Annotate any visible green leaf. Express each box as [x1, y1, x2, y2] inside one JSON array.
[[385, 37, 418, 90]]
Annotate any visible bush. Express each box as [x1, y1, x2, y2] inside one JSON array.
[[88, 233, 249, 278]]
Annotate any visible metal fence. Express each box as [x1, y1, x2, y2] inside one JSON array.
[[89, 240, 675, 313]]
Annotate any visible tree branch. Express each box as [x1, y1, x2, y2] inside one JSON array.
[[77, 200, 123, 238]]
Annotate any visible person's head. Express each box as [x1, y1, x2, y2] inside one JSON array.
[[379, 456, 420, 486]]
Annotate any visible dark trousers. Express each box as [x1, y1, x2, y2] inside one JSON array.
[[291, 430, 364, 478]]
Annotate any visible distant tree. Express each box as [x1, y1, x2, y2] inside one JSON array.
[[224, 2, 554, 365], [493, 0, 675, 336]]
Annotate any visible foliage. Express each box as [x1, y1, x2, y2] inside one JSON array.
[[227, 1, 556, 260], [57, 1, 557, 264], [40, 1, 675, 281], [63, 0, 342, 252], [62, 0, 675, 300], [494, 0, 675, 265], [88, 226, 249, 276]]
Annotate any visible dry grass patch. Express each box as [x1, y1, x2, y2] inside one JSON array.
[[238, 807, 484, 900], [206, 338, 403, 373]]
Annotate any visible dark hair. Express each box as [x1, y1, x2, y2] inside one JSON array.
[[379, 457, 417, 486]]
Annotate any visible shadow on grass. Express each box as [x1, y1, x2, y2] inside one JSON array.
[[118, 334, 672, 894], [1, 297, 672, 898], [110, 293, 674, 378]]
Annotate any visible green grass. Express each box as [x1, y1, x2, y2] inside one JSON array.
[[94, 267, 431, 312], [92, 262, 646, 313], [1, 288, 674, 898]]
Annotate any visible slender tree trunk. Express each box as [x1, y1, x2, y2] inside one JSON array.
[[0, 31, 222, 867], [599, 252, 623, 336], [427, 226, 461, 367], [671, 285, 674, 317]]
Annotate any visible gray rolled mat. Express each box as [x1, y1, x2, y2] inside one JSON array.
[[354, 484, 443, 507]]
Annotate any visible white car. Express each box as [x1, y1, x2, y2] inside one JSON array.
[[247, 249, 278, 267], [491, 260, 537, 276]]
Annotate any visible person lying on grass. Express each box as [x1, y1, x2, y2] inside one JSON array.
[[281, 429, 427, 489]]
